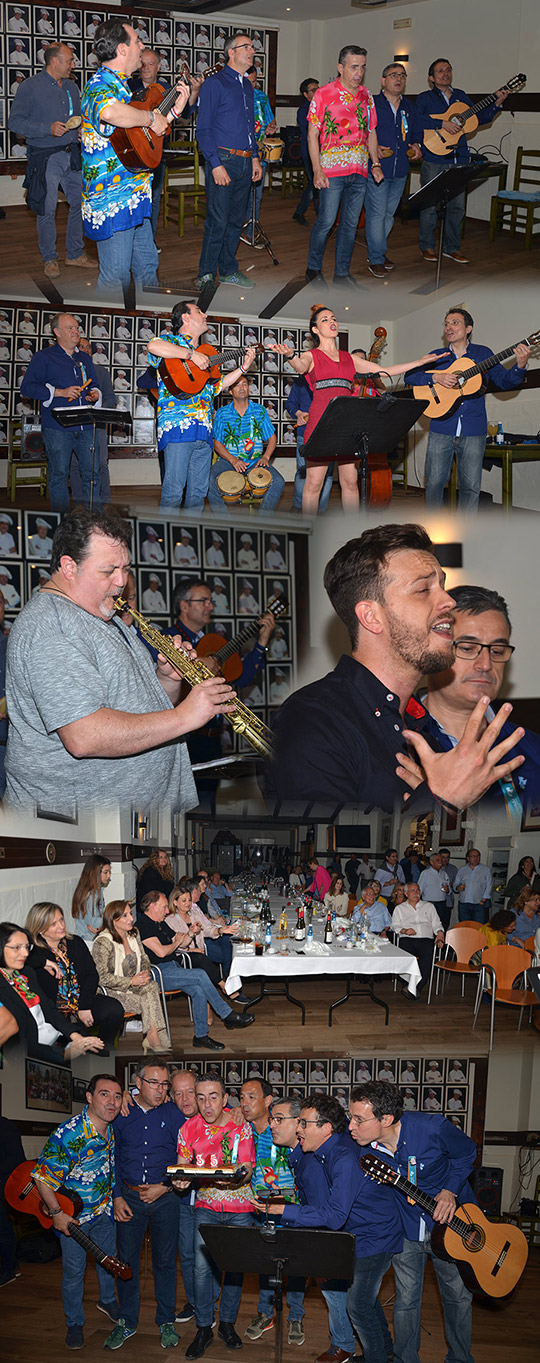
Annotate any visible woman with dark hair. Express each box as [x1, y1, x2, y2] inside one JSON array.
[[479, 909, 516, 947], [25, 903, 123, 1046], [92, 901, 170, 1052], [503, 856, 540, 907], [0, 921, 103, 1060], [323, 874, 349, 916], [269, 307, 440, 513], [71, 854, 112, 942], [135, 849, 175, 914]]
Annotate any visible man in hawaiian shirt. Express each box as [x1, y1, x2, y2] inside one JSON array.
[[306, 44, 383, 284], [209, 375, 284, 516], [32, 1073, 123, 1350]]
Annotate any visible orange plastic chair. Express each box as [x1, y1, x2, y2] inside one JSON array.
[[429, 926, 483, 1004], [457, 920, 485, 931], [472, 944, 535, 1050]]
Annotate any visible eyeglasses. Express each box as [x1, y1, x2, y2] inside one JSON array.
[[141, 1079, 170, 1090], [270, 1114, 289, 1125], [186, 597, 213, 606], [453, 640, 514, 662], [234, 42, 253, 50], [297, 1119, 322, 1130], [346, 1113, 375, 1126]]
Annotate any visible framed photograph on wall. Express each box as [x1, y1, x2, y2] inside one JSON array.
[[26, 1058, 71, 1113]]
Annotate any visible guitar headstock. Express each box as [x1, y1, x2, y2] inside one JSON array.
[[266, 593, 289, 619], [359, 1154, 398, 1186], [502, 73, 526, 93], [524, 330, 540, 349], [102, 1254, 133, 1281]]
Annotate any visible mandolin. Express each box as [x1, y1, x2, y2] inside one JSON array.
[[356, 327, 393, 507], [110, 60, 222, 171], [5, 1161, 132, 1280], [422, 73, 526, 157], [360, 1153, 528, 1299], [159, 343, 264, 399], [412, 329, 539, 421], [196, 593, 289, 682]]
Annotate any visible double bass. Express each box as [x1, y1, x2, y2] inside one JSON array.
[[356, 326, 393, 506]]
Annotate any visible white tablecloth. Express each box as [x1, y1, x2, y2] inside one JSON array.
[[226, 935, 421, 997]]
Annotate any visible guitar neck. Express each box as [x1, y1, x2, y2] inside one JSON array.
[[158, 86, 181, 119], [462, 90, 500, 123], [459, 340, 525, 384], [216, 619, 258, 663], [212, 348, 245, 368], [67, 1221, 109, 1265], [380, 1168, 470, 1237]]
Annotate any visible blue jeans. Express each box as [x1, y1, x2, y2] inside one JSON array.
[[296, 157, 317, 219], [58, 1210, 117, 1327], [458, 901, 489, 924], [151, 160, 167, 237], [347, 1252, 393, 1363], [365, 174, 408, 264], [155, 958, 232, 1036], [116, 1186, 180, 1331], [178, 1199, 196, 1306], [321, 1282, 356, 1354], [43, 425, 101, 515], [70, 430, 110, 503], [95, 217, 158, 290], [160, 439, 212, 512], [37, 151, 84, 264], [199, 150, 253, 279], [208, 456, 285, 515], [193, 1208, 254, 1326], [308, 173, 367, 276], [425, 431, 486, 511], [293, 429, 333, 511], [392, 1235, 473, 1363], [418, 160, 466, 255]]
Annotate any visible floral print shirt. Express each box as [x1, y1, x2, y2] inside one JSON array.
[[81, 67, 152, 240], [147, 331, 223, 449], [177, 1112, 255, 1212], [213, 399, 274, 467], [33, 1106, 115, 1223], [308, 78, 376, 177]]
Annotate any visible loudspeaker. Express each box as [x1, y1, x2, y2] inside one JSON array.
[[280, 124, 303, 167], [473, 1166, 503, 1215]]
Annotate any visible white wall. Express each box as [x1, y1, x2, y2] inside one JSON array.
[[0, 805, 137, 929]]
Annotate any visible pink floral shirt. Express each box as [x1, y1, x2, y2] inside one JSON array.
[[308, 78, 376, 177], [177, 1113, 255, 1212]]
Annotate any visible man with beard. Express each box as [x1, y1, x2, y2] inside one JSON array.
[[266, 524, 524, 811]]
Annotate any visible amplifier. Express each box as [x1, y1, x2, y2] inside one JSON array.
[[280, 125, 303, 167]]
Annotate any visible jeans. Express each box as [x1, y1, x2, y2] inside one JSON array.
[[208, 456, 285, 515], [43, 425, 101, 515], [418, 160, 466, 255], [293, 429, 333, 511], [458, 901, 489, 924], [295, 157, 317, 219], [58, 1210, 117, 1327], [151, 160, 167, 237], [193, 1207, 253, 1326], [321, 1282, 356, 1354], [160, 439, 212, 512], [155, 958, 232, 1036], [425, 431, 486, 512], [308, 173, 367, 276], [96, 217, 159, 290], [116, 1186, 180, 1331], [392, 1234, 473, 1363], [199, 151, 253, 279], [70, 430, 110, 503], [37, 151, 84, 264], [365, 173, 407, 264], [347, 1252, 393, 1363], [178, 1199, 196, 1305]]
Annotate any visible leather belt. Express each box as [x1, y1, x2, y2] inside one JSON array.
[[219, 146, 252, 158]]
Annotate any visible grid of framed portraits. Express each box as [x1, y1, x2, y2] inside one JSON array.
[[0, 4, 272, 164], [0, 506, 61, 624]]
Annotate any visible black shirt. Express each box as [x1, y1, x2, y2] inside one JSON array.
[[137, 912, 176, 966], [266, 654, 432, 812]]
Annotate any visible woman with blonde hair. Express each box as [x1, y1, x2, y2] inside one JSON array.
[[92, 901, 170, 1052], [26, 902, 123, 1046], [135, 849, 174, 914], [71, 854, 111, 942]]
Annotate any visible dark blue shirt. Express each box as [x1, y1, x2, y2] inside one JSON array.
[[284, 1132, 402, 1257], [21, 343, 102, 431], [372, 93, 415, 179], [197, 65, 255, 169], [405, 343, 525, 436], [297, 100, 310, 164], [9, 67, 81, 150], [368, 1111, 476, 1240], [285, 377, 312, 420], [113, 1097, 185, 1193], [412, 86, 500, 165]]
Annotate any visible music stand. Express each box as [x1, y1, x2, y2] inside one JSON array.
[[301, 395, 428, 507], [241, 181, 279, 265], [406, 160, 501, 291], [55, 406, 130, 511], [200, 1224, 355, 1363]]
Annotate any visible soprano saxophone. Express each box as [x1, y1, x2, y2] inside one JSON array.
[[116, 598, 274, 759]]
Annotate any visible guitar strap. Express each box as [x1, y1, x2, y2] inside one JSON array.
[[407, 1156, 417, 1205]]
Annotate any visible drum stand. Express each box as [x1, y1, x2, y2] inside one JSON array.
[[241, 181, 279, 265]]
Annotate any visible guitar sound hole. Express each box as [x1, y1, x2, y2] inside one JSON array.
[[463, 1226, 484, 1252]]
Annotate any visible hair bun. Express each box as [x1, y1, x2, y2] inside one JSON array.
[[309, 302, 326, 315]]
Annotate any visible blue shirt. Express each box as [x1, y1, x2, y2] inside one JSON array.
[[376, 862, 406, 893], [213, 399, 275, 468], [509, 910, 540, 944], [33, 1106, 115, 1224], [9, 67, 81, 150], [412, 86, 500, 165], [285, 376, 312, 419], [148, 331, 223, 449], [21, 343, 102, 430], [405, 343, 525, 437], [82, 67, 152, 240], [372, 92, 415, 179], [197, 65, 255, 169], [284, 1132, 402, 1258], [297, 100, 310, 164], [418, 866, 448, 904], [454, 862, 492, 904], [113, 1097, 185, 1193], [370, 1111, 476, 1240], [352, 900, 392, 934]]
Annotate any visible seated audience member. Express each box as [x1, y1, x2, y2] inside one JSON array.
[[135, 849, 175, 914], [165, 883, 236, 993], [289, 866, 305, 892], [352, 883, 392, 936], [324, 875, 349, 916], [0, 921, 103, 1059], [389, 884, 407, 912], [25, 902, 123, 1045], [92, 900, 170, 1052], [391, 883, 445, 995], [209, 376, 284, 517], [370, 878, 387, 904], [71, 853, 112, 942], [477, 910, 516, 949], [137, 891, 254, 1050], [207, 871, 233, 913], [306, 858, 332, 902], [504, 856, 540, 907], [508, 888, 540, 944]]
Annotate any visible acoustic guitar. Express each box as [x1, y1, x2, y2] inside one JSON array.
[[196, 593, 289, 682], [110, 60, 222, 171], [159, 343, 264, 399], [355, 327, 393, 507], [422, 73, 526, 157], [360, 1153, 528, 1299], [412, 329, 539, 421], [5, 1160, 132, 1281]]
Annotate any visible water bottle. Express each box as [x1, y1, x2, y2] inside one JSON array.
[[495, 422, 504, 445], [307, 921, 314, 947], [265, 921, 272, 950]]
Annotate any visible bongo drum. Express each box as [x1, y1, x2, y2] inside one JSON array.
[[216, 470, 246, 504], [247, 466, 272, 498], [261, 136, 284, 162]]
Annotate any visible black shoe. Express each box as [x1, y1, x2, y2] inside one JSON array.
[[231, 992, 252, 1005], [186, 1327, 213, 1360], [218, 1324, 243, 1350], [175, 1305, 195, 1325], [305, 268, 325, 283], [223, 1012, 255, 1029], [192, 1035, 225, 1050], [65, 1325, 84, 1350], [292, 213, 307, 225]]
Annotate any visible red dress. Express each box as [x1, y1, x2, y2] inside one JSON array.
[[303, 348, 357, 444]]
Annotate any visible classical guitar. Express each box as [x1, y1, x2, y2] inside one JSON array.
[[110, 60, 223, 171], [355, 327, 392, 507], [422, 73, 526, 156], [159, 343, 264, 399], [360, 1153, 528, 1298], [5, 1160, 132, 1280], [412, 329, 540, 422], [196, 593, 289, 682]]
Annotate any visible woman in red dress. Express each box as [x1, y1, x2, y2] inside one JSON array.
[[270, 305, 443, 514]]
